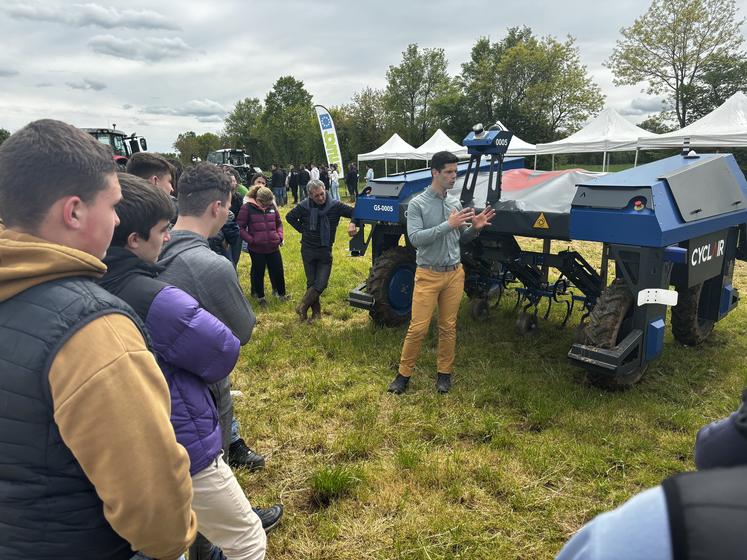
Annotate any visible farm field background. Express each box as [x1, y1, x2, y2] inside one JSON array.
[[229, 207, 747, 559]]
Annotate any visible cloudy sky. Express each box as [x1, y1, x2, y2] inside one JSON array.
[[1, 0, 746, 153]]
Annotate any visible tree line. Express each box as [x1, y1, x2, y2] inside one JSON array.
[[190, 0, 745, 170], [3, 1, 744, 166]]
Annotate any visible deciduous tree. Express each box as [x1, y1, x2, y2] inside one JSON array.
[[607, 0, 745, 127], [384, 44, 450, 145]]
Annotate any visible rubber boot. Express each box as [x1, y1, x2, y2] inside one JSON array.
[[309, 292, 322, 322], [295, 288, 317, 321]]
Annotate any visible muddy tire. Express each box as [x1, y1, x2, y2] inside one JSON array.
[[367, 247, 416, 327], [671, 282, 715, 346], [582, 278, 647, 389]]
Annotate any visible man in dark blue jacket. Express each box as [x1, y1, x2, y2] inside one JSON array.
[[100, 174, 282, 559]]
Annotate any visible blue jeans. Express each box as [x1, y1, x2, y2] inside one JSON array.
[[231, 417, 240, 445]]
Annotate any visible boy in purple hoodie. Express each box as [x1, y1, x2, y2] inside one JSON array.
[[100, 174, 282, 560]]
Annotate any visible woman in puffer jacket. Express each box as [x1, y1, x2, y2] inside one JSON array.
[[236, 186, 287, 306]]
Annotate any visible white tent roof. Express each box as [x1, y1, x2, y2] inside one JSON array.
[[357, 133, 424, 161], [637, 91, 747, 148], [535, 108, 657, 155], [413, 129, 469, 159], [494, 121, 537, 156]]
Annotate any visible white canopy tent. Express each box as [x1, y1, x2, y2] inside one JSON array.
[[357, 133, 425, 176], [636, 91, 747, 149], [535, 108, 658, 170], [413, 129, 469, 159]]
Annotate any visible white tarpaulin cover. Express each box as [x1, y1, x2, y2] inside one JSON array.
[[536, 108, 657, 155], [636, 91, 747, 148], [357, 133, 424, 161], [413, 129, 469, 159], [446, 168, 606, 214]]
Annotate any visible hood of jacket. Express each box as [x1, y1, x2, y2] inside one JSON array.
[[0, 228, 106, 303], [100, 246, 164, 291], [158, 229, 210, 268]]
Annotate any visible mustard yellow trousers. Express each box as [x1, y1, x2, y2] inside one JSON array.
[[398, 265, 464, 376]]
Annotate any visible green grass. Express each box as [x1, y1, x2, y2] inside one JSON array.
[[230, 207, 747, 559]]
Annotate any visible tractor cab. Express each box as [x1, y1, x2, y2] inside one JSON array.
[[83, 127, 148, 167]]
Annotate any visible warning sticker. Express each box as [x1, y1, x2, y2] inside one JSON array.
[[533, 212, 550, 229]]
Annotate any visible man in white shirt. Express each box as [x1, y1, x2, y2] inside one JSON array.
[[366, 165, 374, 183]]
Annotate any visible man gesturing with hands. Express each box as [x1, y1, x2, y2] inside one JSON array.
[[388, 151, 495, 395]]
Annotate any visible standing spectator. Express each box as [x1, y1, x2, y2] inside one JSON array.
[[286, 179, 357, 321], [309, 162, 320, 181], [158, 163, 266, 470], [365, 164, 374, 184], [126, 152, 175, 195], [237, 186, 287, 306], [288, 165, 299, 204], [0, 119, 196, 559], [298, 164, 311, 201], [345, 162, 359, 199], [387, 151, 495, 396], [101, 174, 277, 560], [270, 163, 286, 206], [329, 163, 340, 201]]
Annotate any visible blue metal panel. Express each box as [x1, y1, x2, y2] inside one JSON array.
[[571, 154, 747, 247], [646, 318, 666, 361], [721, 284, 734, 315]]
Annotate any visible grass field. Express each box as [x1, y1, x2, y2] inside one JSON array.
[[229, 205, 747, 559]]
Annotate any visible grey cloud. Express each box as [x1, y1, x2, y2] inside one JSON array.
[[5, 2, 179, 30], [620, 97, 669, 116], [35, 82, 54, 87], [66, 78, 107, 91], [88, 35, 190, 62], [142, 99, 228, 120], [122, 103, 133, 109], [0, 69, 19, 77]]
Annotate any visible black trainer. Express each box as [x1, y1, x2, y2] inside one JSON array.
[[253, 504, 284, 533], [387, 374, 410, 395], [436, 373, 452, 394], [228, 438, 266, 471]]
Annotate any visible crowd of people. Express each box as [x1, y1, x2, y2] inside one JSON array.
[[0, 120, 744, 559]]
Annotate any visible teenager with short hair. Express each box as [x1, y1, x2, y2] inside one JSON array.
[[158, 163, 267, 471], [126, 152, 175, 195]]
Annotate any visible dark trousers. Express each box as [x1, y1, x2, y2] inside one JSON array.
[[290, 185, 299, 204], [248, 249, 286, 298], [301, 245, 333, 293]]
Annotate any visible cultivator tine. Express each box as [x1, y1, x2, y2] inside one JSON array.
[[560, 299, 572, 328], [543, 297, 552, 320]]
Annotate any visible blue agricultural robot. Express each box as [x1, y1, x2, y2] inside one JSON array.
[[348, 124, 747, 389]]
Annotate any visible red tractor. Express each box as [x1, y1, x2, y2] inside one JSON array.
[[83, 126, 148, 169]]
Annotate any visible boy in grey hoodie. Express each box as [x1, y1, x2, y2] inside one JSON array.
[[159, 163, 281, 560]]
